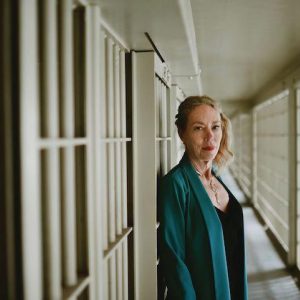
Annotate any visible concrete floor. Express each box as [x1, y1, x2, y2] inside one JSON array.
[[221, 169, 300, 300]]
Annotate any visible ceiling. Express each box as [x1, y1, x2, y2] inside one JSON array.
[[99, 0, 300, 102], [191, 0, 300, 102]]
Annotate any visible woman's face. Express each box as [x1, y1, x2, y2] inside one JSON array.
[[180, 104, 223, 163]]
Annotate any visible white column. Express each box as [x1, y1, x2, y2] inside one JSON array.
[[19, 0, 43, 298], [132, 51, 157, 300], [120, 50, 128, 229], [114, 44, 122, 236], [60, 0, 77, 286], [288, 87, 297, 265], [120, 49, 129, 300], [42, 1, 61, 298], [107, 38, 116, 243]]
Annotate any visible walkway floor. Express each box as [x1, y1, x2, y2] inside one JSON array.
[[221, 169, 300, 300]]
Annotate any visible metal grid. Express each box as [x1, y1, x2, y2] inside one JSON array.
[[231, 114, 252, 198], [254, 90, 289, 250], [20, 1, 132, 299]]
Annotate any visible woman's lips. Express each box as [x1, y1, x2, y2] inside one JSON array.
[[202, 146, 215, 151]]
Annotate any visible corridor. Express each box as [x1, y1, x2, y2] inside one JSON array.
[[2, 0, 300, 299]]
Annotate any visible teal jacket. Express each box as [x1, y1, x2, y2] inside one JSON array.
[[158, 153, 248, 300]]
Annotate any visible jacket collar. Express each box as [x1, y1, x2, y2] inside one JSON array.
[[179, 152, 231, 300]]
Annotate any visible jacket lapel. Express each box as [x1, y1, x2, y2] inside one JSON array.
[[179, 153, 231, 300]]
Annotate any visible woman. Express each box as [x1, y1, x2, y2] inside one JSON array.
[[158, 95, 248, 300]]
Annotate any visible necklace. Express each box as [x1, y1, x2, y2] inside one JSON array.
[[209, 179, 221, 205], [195, 169, 221, 205]]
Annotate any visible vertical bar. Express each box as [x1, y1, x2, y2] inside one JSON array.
[[60, 0, 77, 286], [120, 49, 128, 229], [41, 0, 59, 137], [103, 260, 109, 300], [41, 0, 61, 298], [101, 33, 108, 250], [155, 77, 160, 138], [43, 150, 61, 299], [161, 84, 168, 175], [120, 49, 129, 300], [109, 255, 117, 300], [107, 37, 116, 243], [161, 83, 167, 138], [86, 5, 102, 298], [116, 247, 123, 300], [19, 0, 43, 298], [114, 44, 122, 236], [122, 240, 129, 300], [155, 78, 161, 175], [170, 86, 178, 167], [288, 88, 297, 265], [297, 89, 300, 269], [132, 51, 158, 299]]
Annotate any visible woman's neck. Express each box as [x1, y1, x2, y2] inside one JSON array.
[[190, 157, 213, 181]]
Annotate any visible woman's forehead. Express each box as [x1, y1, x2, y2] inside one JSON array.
[[188, 104, 221, 122]]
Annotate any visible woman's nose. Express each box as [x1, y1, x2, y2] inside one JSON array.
[[205, 128, 213, 140]]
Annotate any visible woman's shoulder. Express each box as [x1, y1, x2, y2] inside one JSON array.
[[159, 163, 189, 192]]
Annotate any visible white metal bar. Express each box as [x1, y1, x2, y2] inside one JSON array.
[[100, 137, 132, 143], [156, 77, 161, 138], [61, 147, 77, 286], [63, 276, 90, 299], [161, 141, 168, 175], [85, 4, 102, 299], [156, 137, 171, 141], [122, 240, 129, 300], [120, 50, 128, 229], [116, 247, 123, 300], [42, 0, 62, 298], [60, 0, 77, 286], [120, 50, 126, 138], [87, 5, 105, 299], [101, 145, 109, 250], [296, 89, 300, 270], [114, 45, 121, 138], [114, 44, 122, 236], [121, 142, 128, 228], [100, 32, 108, 251], [161, 84, 169, 174], [44, 149, 62, 299], [61, 0, 75, 138], [161, 83, 167, 137], [19, 0, 43, 298], [38, 138, 87, 148], [103, 261, 109, 300], [108, 142, 116, 242], [132, 51, 158, 299], [288, 87, 297, 265], [103, 227, 133, 260], [107, 37, 116, 243], [109, 255, 117, 300], [42, 0, 59, 138]]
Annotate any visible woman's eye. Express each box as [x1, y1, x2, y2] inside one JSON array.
[[213, 125, 220, 130], [194, 126, 203, 131]]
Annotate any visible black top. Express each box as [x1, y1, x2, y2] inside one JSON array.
[[215, 194, 245, 300]]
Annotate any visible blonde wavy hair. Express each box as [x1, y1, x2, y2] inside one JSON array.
[[175, 95, 234, 172]]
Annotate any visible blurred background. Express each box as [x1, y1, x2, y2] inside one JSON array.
[[1, 0, 300, 299]]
